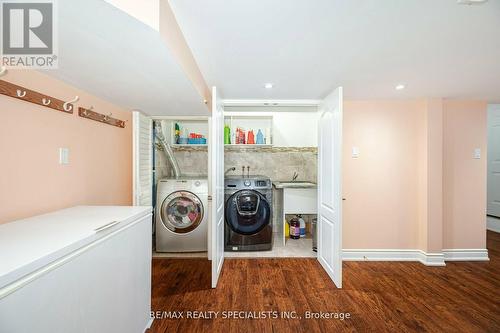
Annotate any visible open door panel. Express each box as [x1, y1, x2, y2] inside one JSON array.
[[210, 87, 225, 288], [317, 87, 343, 288]]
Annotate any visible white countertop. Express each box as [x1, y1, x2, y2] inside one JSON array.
[[0, 206, 152, 290], [272, 181, 317, 189]]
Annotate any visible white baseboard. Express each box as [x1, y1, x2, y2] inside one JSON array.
[[417, 251, 447, 266], [342, 249, 446, 266], [487, 216, 500, 233], [442, 249, 489, 261], [143, 318, 153, 332]]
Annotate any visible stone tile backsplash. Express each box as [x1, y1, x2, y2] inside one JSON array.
[[155, 147, 318, 183]]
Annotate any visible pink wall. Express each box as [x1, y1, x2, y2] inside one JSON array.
[[159, 0, 211, 109], [343, 99, 488, 251], [417, 99, 444, 253], [443, 100, 487, 249], [343, 100, 425, 249], [0, 70, 132, 224]]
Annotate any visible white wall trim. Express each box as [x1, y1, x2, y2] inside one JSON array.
[[132, 111, 139, 206], [417, 251, 447, 267], [487, 216, 500, 233], [223, 99, 321, 107], [442, 249, 490, 261], [342, 249, 446, 266]]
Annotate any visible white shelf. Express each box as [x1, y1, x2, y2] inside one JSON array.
[[224, 114, 273, 146], [154, 119, 208, 146], [225, 144, 273, 147], [172, 144, 207, 147]]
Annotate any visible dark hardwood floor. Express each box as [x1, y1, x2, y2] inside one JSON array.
[[149, 231, 500, 333]]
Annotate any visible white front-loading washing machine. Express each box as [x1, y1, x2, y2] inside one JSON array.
[[155, 178, 208, 252]]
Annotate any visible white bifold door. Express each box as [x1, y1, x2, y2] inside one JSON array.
[[210, 87, 225, 288], [317, 87, 343, 288], [132, 111, 153, 207], [488, 105, 500, 217]]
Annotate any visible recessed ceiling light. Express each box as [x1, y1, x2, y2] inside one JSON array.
[[264, 83, 273, 89], [395, 84, 405, 90]]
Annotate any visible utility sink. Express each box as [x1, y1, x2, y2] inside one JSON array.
[[273, 181, 317, 189]]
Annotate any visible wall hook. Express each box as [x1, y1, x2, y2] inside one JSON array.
[[42, 98, 51, 106], [16, 89, 27, 98], [103, 112, 113, 122], [0, 66, 7, 77], [63, 96, 79, 112], [82, 106, 93, 116]]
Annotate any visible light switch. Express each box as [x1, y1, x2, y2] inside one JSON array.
[[352, 147, 360, 158], [59, 148, 69, 165], [474, 148, 481, 159]]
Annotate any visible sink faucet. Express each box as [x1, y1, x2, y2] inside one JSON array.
[[292, 171, 299, 181]]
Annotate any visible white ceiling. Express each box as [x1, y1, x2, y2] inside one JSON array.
[[169, 0, 500, 102], [43, 0, 206, 116]]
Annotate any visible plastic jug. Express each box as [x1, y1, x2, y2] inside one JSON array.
[[247, 130, 255, 144], [224, 125, 231, 144], [256, 129, 264, 144]]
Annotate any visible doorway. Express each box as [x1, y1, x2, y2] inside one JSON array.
[[209, 88, 343, 288], [132, 88, 344, 289], [487, 104, 500, 232]]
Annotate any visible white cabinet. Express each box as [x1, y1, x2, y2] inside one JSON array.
[[279, 187, 317, 246], [0, 206, 153, 333], [283, 188, 318, 214]]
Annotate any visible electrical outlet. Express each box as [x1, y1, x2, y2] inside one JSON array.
[[59, 148, 69, 165], [352, 147, 360, 158], [474, 148, 481, 159]]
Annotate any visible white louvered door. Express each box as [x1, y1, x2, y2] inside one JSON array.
[[133, 111, 153, 206]]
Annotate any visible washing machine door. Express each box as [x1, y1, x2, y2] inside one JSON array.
[[160, 191, 204, 234], [225, 190, 271, 235]]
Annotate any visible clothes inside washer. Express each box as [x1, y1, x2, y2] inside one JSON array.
[[166, 196, 202, 229]]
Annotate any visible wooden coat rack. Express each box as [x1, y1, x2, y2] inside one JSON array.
[[0, 79, 77, 113], [0, 76, 126, 129], [78, 107, 126, 128]]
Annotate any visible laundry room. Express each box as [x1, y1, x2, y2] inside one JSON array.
[[222, 104, 320, 258], [150, 105, 322, 259], [1, 1, 498, 332]]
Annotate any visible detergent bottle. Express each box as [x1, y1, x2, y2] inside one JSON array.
[[224, 125, 231, 144], [247, 130, 255, 144], [298, 215, 306, 238], [256, 129, 264, 144], [289, 217, 300, 239]]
